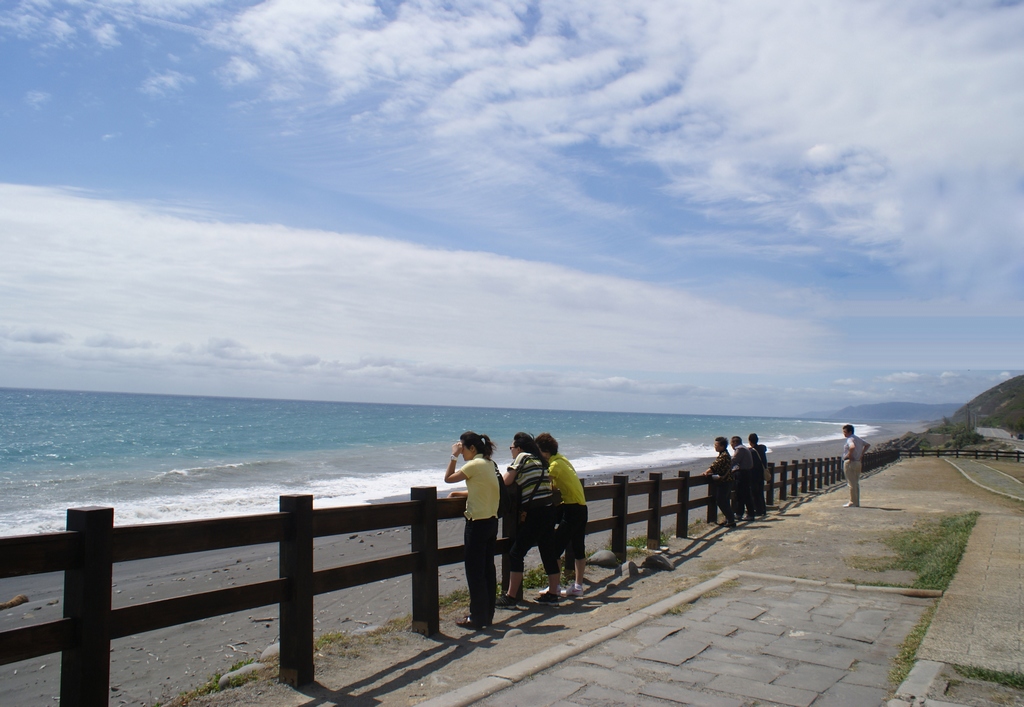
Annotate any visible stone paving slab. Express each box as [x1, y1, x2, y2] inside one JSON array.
[[919, 512, 1024, 674], [475, 576, 932, 707]]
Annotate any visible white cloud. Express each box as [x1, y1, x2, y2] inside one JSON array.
[[207, 0, 1024, 301], [84, 333, 153, 349], [0, 326, 70, 344], [878, 372, 924, 384], [24, 90, 51, 109], [140, 70, 194, 97], [5, 1, 1023, 301], [92, 22, 119, 47], [219, 56, 260, 85], [0, 184, 827, 406]]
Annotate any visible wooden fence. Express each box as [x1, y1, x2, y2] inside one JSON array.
[[0, 447, 902, 705], [902, 448, 1024, 462]]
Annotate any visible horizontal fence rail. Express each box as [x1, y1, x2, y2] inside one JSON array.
[[902, 448, 1023, 462], [0, 444, 968, 705]]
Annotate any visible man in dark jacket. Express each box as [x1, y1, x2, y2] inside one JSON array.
[[748, 433, 768, 517], [730, 436, 756, 521]]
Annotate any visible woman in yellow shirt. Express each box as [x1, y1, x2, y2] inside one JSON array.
[[445, 431, 500, 629], [537, 433, 588, 597]]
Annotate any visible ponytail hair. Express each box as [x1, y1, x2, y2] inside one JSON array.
[[460, 431, 495, 460], [513, 431, 547, 468]]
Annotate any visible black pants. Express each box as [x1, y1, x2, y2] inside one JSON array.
[[713, 479, 736, 524], [752, 474, 767, 515], [553, 503, 588, 559], [733, 469, 757, 519], [464, 517, 498, 627], [509, 505, 560, 574]]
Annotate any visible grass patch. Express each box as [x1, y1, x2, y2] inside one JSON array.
[[169, 615, 412, 705], [953, 665, 1024, 690], [522, 564, 550, 589], [845, 555, 896, 573], [699, 578, 739, 598], [858, 511, 979, 590], [439, 588, 470, 609], [889, 604, 936, 685], [168, 658, 259, 705], [667, 602, 693, 616], [314, 615, 412, 655], [625, 532, 671, 550]]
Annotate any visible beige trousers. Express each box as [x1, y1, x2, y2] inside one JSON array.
[[843, 459, 862, 506]]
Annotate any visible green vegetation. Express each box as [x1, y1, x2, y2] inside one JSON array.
[[889, 605, 936, 685], [626, 532, 670, 550], [521, 564, 550, 589], [925, 420, 984, 449], [862, 512, 981, 690], [953, 665, 1024, 690], [439, 587, 470, 609], [858, 511, 979, 590], [169, 658, 259, 705], [699, 578, 739, 598], [950, 374, 1024, 434], [314, 615, 411, 656], [891, 512, 979, 590]]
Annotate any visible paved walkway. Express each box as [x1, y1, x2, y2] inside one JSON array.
[[414, 457, 1024, 707], [418, 572, 938, 707], [919, 512, 1024, 674], [945, 458, 1024, 501], [482, 576, 935, 707]]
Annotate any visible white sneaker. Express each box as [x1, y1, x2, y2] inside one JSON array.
[[561, 583, 584, 597], [843, 502, 856, 508]]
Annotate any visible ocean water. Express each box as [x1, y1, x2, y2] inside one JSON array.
[[0, 388, 863, 537]]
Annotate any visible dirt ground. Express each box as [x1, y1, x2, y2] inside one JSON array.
[[183, 457, 1024, 707]]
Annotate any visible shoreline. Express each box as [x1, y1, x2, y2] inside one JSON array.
[[0, 421, 922, 705]]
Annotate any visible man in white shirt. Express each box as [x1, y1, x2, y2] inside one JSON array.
[[842, 424, 870, 508]]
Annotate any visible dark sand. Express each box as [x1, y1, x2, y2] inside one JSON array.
[[0, 422, 920, 706]]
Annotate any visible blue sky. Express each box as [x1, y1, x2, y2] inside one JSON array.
[[1, 0, 1022, 416]]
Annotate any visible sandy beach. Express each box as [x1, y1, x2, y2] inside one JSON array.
[[0, 421, 920, 706]]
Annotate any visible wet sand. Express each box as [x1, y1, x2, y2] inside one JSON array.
[[0, 422, 920, 706]]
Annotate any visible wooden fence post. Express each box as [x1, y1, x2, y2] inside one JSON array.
[[816, 458, 824, 489], [765, 463, 775, 506], [647, 472, 663, 550], [612, 475, 629, 561], [779, 461, 788, 501], [676, 471, 690, 538], [790, 460, 799, 497], [800, 459, 809, 493], [61, 507, 113, 707], [706, 475, 718, 524], [279, 494, 314, 687], [410, 487, 439, 636]]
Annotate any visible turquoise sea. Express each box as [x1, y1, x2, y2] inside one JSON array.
[[0, 388, 863, 536]]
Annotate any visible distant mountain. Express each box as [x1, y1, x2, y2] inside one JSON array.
[[798, 402, 963, 422], [953, 374, 1024, 432]]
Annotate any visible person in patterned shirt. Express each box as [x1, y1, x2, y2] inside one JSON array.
[[703, 436, 737, 528]]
